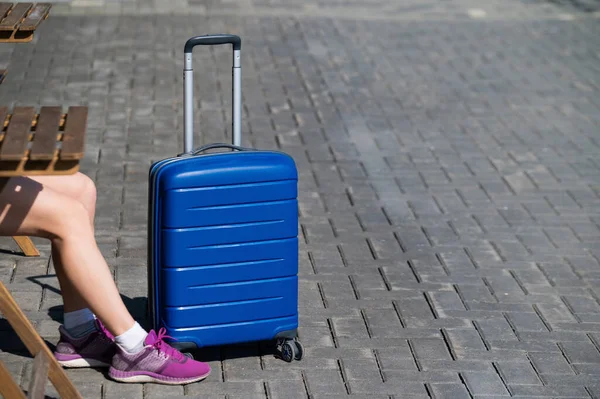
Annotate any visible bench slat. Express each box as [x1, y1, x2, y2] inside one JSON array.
[[0, 3, 13, 21], [18, 3, 50, 31], [30, 106, 61, 160], [60, 106, 87, 160], [0, 106, 8, 126], [0, 3, 32, 31], [0, 107, 34, 161]]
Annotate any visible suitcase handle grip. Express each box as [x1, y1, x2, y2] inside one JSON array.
[[190, 143, 251, 155], [184, 35, 242, 153], [184, 35, 241, 53]]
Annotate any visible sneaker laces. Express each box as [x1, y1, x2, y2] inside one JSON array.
[[147, 328, 184, 361]]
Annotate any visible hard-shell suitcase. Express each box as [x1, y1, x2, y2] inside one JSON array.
[[147, 34, 303, 362]]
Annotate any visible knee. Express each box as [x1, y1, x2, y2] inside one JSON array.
[[77, 173, 97, 211], [49, 199, 93, 240]]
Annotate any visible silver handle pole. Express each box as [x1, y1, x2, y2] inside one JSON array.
[[184, 53, 194, 153], [232, 49, 241, 146]]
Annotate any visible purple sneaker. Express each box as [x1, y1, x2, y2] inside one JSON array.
[[54, 319, 116, 368], [108, 328, 210, 385]]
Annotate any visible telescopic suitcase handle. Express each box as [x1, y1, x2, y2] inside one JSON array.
[[190, 143, 250, 155], [183, 34, 242, 153]]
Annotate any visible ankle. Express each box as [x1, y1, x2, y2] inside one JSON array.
[[114, 322, 148, 353]]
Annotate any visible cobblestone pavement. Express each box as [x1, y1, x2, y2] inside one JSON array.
[[1, 0, 600, 397]]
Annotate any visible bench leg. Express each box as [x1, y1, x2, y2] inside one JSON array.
[[0, 359, 27, 399], [13, 237, 40, 257], [27, 352, 50, 399], [0, 282, 82, 399]]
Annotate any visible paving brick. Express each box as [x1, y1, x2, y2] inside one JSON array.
[[429, 383, 471, 399], [495, 361, 541, 385], [508, 384, 590, 398], [103, 381, 144, 399], [475, 318, 518, 342], [428, 291, 467, 316], [559, 340, 600, 364], [348, 379, 428, 395], [445, 328, 487, 352], [376, 347, 419, 371], [461, 371, 510, 396], [267, 380, 308, 399], [186, 382, 264, 397], [529, 352, 575, 375], [506, 311, 549, 333], [410, 338, 452, 362], [304, 369, 347, 395], [420, 360, 494, 373]]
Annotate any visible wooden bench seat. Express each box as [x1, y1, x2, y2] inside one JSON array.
[[0, 3, 51, 43], [0, 106, 87, 176]]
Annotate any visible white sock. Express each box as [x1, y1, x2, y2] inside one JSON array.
[[115, 322, 148, 353], [63, 308, 97, 338]]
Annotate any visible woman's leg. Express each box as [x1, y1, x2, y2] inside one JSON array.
[[28, 173, 97, 313], [0, 176, 134, 336]]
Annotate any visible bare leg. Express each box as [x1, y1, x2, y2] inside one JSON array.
[[29, 173, 97, 313], [0, 176, 135, 336]]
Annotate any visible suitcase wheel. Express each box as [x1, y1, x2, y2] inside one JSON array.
[[277, 338, 303, 362], [280, 340, 296, 362], [293, 338, 304, 361]]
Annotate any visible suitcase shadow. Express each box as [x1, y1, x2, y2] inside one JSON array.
[[186, 340, 280, 362], [22, 275, 281, 362]]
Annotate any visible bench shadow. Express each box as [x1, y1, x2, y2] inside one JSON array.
[[0, 177, 43, 237]]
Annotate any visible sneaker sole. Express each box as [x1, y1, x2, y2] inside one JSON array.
[[108, 368, 210, 385], [58, 357, 111, 368]]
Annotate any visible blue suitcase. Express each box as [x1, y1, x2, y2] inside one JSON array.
[[147, 35, 303, 362]]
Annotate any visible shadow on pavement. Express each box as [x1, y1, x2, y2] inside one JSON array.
[[0, 275, 280, 363]]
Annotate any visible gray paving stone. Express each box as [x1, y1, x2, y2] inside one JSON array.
[[559, 340, 600, 364], [529, 352, 576, 375], [474, 318, 519, 342], [429, 383, 471, 399], [508, 384, 591, 398], [461, 371, 510, 396], [103, 381, 144, 399], [495, 361, 541, 385]]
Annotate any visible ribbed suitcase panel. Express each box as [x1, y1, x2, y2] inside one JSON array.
[[162, 180, 297, 227], [163, 277, 297, 327], [163, 316, 298, 348], [162, 257, 297, 305], [161, 196, 297, 265]]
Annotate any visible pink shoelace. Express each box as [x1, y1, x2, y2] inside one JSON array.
[[146, 328, 184, 361]]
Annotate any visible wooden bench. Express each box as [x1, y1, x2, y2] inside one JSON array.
[[0, 2, 51, 43]]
